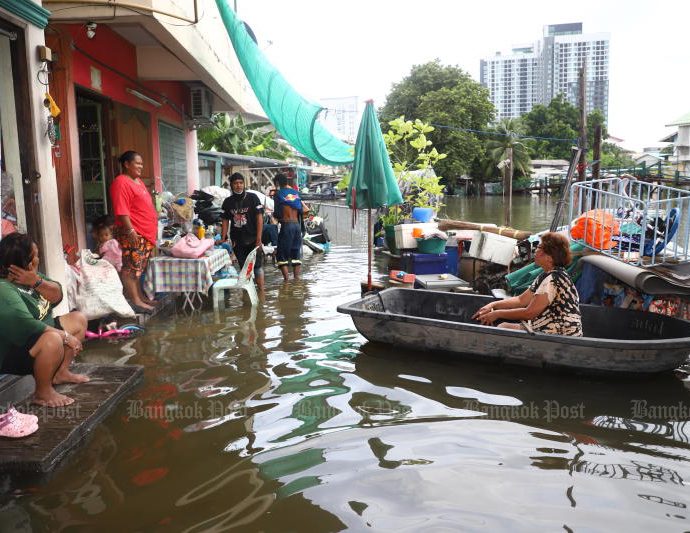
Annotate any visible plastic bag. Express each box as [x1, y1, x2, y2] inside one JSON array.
[[570, 209, 620, 250], [170, 233, 214, 259], [72, 250, 134, 319]]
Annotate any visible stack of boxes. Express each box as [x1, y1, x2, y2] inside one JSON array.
[[394, 222, 453, 276]]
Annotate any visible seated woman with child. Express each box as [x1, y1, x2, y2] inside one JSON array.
[[0, 233, 88, 406], [473, 232, 583, 336]]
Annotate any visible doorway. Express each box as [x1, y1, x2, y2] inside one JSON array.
[[76, 92, 109, 223], [0, 27, 31, 241]]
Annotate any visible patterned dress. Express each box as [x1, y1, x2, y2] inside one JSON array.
[[526, 269, 583, 336]]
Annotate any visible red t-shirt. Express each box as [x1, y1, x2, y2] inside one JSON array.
[[110, 174, 158, 245]]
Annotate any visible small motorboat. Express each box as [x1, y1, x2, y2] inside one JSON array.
[[337, 288, 690, 374]]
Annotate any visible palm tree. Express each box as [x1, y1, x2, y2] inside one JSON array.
[[197, 113, 292, 161], [484, 118, 533, 179], [484, 118, 533, 226]]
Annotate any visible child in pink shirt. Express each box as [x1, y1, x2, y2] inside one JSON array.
[[94, 220, 122, 272]]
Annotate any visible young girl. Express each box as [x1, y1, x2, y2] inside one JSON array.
[[93, 217, 122, 272]]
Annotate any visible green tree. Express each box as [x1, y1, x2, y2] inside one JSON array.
[[596, 143, 636, 168], [197, 113, 292, 160], [522, 95, 610, 161], [483, 118, 533, 180], [380, 60, 494, 185], [522, 94, 579, 159]]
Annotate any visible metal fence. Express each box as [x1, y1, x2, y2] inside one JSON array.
[[569, 178, 690, 266], [312, 202, 370, 249]]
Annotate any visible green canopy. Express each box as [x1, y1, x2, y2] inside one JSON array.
[[347, 101, 403, 209], [215, 0, 354, 166]]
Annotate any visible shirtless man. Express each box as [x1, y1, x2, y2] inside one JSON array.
[[275, 173, 307, 281]]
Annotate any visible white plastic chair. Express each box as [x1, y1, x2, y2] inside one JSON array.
[[212, 247, 259, 309]]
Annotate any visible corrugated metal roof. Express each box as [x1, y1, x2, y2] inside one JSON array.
[[666, 111, 690, 127]]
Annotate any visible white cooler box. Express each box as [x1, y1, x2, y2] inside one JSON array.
[[467, 231, 517, 266], [394, 222, 438, 250]]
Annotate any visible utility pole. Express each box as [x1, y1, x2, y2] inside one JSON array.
[[503, 147, 513, 227], [578, 65, 587, 182], [592, 124, 602, 181]]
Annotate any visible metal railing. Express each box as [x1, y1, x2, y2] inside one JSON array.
[[569, 178, 690, 266]]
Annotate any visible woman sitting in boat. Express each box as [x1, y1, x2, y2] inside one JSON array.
[[473, 232, 583, 336]]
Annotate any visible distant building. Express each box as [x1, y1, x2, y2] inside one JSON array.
[[665, 110, 690, 175], [318, 96, 361, 143], [480, 23, 610, 121]]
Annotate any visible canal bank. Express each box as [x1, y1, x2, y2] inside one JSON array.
[[2, 197, 689, 531]]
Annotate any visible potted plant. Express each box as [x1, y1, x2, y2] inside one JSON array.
[[383, 117, 447, 222], [379, 206, 404, 253]]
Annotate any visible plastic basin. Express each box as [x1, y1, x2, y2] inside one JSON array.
[[416, 237, 447, 254]]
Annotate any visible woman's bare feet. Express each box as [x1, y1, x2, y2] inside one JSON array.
[[53, 370, 90, 385], [32, 389, 75, 407]]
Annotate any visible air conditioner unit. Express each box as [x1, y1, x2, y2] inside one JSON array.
[[190, 86, 213, 120]]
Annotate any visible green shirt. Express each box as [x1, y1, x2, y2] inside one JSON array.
[[0, 275, 58, 366]]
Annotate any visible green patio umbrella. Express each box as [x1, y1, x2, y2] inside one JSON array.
[[348, 100, 403, 290]]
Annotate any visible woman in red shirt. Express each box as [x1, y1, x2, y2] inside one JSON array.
[[110, 151, 158, 313]]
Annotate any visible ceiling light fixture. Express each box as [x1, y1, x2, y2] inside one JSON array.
[[126, 88, 162, 108]]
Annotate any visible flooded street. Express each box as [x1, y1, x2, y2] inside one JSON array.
[[3, 197, 690, 531]]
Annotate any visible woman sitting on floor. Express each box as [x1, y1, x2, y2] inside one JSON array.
[[0, 233, 88, 406], [473, 231, 583, 336]]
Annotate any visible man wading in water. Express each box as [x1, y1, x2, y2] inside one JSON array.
[[275, 173, 307, 281]]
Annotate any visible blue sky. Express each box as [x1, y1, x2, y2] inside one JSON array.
[[233, 0, 690, 152]]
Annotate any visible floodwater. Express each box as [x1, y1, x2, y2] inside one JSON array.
[[2, 196, 690, 531]]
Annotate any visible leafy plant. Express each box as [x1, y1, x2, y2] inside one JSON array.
[[197, 113, 293, 161], [379, 206, 404, 226], [381, 116, 447, 223]]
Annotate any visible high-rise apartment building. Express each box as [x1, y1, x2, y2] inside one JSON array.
[[318, 96, 361, 144], [480, 23, 610, 121]]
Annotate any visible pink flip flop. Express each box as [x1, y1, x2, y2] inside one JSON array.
[[0, 410, 39, 438]]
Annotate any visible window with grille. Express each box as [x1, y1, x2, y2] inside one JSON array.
[[158, 122, 188, 194]]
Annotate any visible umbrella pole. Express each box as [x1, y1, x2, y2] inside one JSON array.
[[367, 207, 372, 291]]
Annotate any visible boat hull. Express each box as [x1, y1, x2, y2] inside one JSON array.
[[337, 289, 690, 374]]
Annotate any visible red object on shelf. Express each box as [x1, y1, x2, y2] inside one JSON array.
[[390, 270, 416, 284]]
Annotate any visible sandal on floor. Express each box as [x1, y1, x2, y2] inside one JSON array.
[[0, 410, 39, 438], [131, 304, 154, 315], [8, 407, 38, 425]]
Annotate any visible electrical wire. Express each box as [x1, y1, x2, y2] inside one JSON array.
[[319, 106, 580, 144]]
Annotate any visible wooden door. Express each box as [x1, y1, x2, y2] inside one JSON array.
[[112, 103, 153, 188]]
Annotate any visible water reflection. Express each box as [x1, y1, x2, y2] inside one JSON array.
[[4, 228, 690, 531]]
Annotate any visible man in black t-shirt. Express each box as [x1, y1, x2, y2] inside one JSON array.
[[220, 173, 264, 291]]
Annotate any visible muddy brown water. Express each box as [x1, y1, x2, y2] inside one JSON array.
[[2, 196, 690, 531]]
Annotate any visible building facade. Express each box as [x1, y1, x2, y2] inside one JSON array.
[[0, 1, 70, 311], [34, 0, 260, 260], [480, 23, 610, 121]]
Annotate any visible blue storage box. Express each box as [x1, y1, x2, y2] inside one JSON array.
[[402, 252, 448, 275]]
